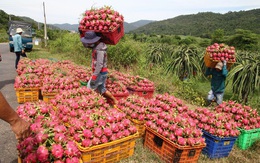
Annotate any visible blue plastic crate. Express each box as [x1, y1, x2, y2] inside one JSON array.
[[202, 130, 237, 159]]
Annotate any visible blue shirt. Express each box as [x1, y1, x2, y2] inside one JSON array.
[[206, 65, 228, 93], [13, 34, 23, 52]]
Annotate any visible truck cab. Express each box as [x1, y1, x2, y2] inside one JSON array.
[[8, 21, 34, 52]]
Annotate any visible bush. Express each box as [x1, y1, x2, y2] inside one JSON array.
[[107, 36, 144, 70], [48, 32, 88, 65]]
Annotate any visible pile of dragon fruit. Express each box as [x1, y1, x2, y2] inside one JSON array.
[[79, 6, 124, 32], [16, 87, 138, 162], [15, 58, 154, 97], [15, 58, 260, 162]]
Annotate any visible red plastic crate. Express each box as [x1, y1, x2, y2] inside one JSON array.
[[144, 127, 206, 163], [79, 23, 124, 45], [127, 88, 154, 99], [106, 91, 129, 105]]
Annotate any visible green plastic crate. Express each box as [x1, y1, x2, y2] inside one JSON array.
[[236, 128, 260, 150]]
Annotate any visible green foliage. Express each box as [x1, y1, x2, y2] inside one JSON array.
[[175, 81, 207, 106], [146, 43, 173, 65], [211, 29, 225, 44], [30, 32, 259, 109], [131, 9, 260, 36], [47, 29, 65, 40], [199, 39, 211, 48], [227, 51, 260, 103], [178, 37, 194, 45], [166, 45, 202, 80], [0, 10, 24, 31], [48, 32, 88, 65], [0, 29, 8, 42], [227, 29, 259, 51], [107, 37, 143, 70]]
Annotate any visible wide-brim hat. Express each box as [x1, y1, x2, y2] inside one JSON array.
[[81, 31, 101, 44], [215, 61, 223, 70], [16, 28, 24, 33]]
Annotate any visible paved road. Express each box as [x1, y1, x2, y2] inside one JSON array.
[[0, 43, 20, 163]]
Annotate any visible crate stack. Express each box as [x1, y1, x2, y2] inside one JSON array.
[[144, 110, 206, 163], [138, 93, 206, 162], [144, 127, 206, 163], [187, 108, 240, 158], [111, 71, 155, 99], [116, 95, 151, 137], [215, 101, 260, 150], [50, 87, 139, 163], [14, 58, 47, 103]]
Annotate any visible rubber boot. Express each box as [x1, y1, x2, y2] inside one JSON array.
[[102, 91, 118, 106]]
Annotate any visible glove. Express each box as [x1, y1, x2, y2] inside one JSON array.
[[223, 60, 227, 66], [90, 79, 96, 87]]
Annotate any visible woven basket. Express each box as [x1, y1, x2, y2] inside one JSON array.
[[204, 52, 234, 70]]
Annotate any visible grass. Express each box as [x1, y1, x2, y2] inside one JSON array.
[[26, 46, 260, 163]]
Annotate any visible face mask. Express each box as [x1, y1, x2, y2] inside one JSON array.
[[87, 44, 95, 48]]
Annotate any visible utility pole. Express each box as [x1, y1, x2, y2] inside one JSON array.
[[43, 2, 47, 47]]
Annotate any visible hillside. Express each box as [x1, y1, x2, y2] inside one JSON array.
[[1, 8, 259, 36], [0, 9, 58, 31], [0, 8, 152, 33], [131, 9, 260, 37], [51, 20, 155, 33]]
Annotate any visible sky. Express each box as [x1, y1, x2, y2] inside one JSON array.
[[0, 0, 259, 24]]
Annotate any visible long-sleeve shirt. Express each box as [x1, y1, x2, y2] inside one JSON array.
[[205, 65, 228, 93], [91, 42, 108, 80], [12, 34, 23, 52]]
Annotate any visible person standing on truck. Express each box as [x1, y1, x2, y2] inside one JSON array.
[[13, 28, 27, 69], [80, 31, 118, 105], [205, 60, 228, 106]]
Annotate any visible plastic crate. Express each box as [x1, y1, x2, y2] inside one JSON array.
[[127, 88, 154, 99], [204, 52, 233, 70], [78, 133, 139, 163], [202, 130, 237, 159], [129, 118, 145, 137], [236, 128, 260, 150], [116, 107, 145, 138], [79, 22, 124, 45], [144, 127, 206, 163], [15, 87, 40, 103], [42, 92, 58, 103]]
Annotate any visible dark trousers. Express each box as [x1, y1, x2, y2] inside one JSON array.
[[15, 51, 27, 69]]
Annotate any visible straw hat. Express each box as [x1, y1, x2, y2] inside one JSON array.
[[16, 28, 24, 33]]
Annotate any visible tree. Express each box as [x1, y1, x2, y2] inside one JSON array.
[[227, 51, 260, 103], [165, 45, 202, 80], [211, 29, 225, 44], [227, 29, 259, 51]]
